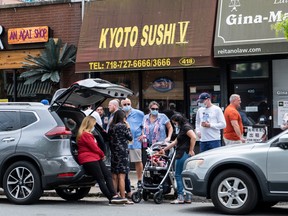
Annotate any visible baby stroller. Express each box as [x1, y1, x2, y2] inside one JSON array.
[[131, 141, 176, 204]]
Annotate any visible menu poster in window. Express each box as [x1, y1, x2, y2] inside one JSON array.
[[245, 126, 268, 144], [277, 101, 288, 126]]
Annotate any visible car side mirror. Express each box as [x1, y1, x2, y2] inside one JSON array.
[[277, 134, 288, 150]]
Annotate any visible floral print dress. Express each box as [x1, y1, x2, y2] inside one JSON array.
[[109, 122, 133, 174]]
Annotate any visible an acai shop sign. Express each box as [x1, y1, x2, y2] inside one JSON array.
[[8, 26, 49, 45]]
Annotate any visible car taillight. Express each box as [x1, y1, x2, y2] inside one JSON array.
[[57, 172, 76, 178], [45, 126, 72, 139]]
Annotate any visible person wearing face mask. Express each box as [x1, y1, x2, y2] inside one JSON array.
[[121, 98, 144, 189], [142, 101, 173, 147], [159, 113, 196, 204], [195, 92, 226, 152]]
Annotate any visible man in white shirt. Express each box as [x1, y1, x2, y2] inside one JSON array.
[[195, 92, 226, 152], [82, 105, 103, 127]]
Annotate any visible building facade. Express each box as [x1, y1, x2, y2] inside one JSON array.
[[1, 0, 288, 139], [76, 0, 222, 130], [0, 1, 83, 102], [214, 0, 288, 137]]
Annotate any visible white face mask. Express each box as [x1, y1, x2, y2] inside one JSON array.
[[198, 103, 207, 108]]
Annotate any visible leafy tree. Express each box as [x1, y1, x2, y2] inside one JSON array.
[[271, 18, 288, 40], [20, 38, 77, 85]]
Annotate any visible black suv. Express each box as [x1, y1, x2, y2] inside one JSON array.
[[0, 78, 132, 204]]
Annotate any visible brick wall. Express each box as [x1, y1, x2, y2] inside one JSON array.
[[0, 1, 84, 86]]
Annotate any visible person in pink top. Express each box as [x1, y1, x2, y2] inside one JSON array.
[[77, 116, 127, 204]]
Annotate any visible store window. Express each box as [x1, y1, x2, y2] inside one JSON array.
[[0, 70, 17, 101], [273, 59, 288, 129], [230, 62, 269, 79], [100, 71, 140, 109], [142, 69, 184, 114]]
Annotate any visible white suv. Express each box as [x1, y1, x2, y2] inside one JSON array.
[[182, 130, 288, 214], [0, 78, 132, 204]]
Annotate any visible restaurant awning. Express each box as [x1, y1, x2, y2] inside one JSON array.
[[76, 0, 218, 73], [7, 81, 53, 97], [214, 0, 288, 58]]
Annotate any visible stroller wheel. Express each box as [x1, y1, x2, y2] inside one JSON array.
[[142, 190, 150, 201], [153, 191, 163, 204], [131, 191, 142, 203]]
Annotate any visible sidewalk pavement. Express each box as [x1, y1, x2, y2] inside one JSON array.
[[50, 170, 209, 202], [0, 170, 209, 202]]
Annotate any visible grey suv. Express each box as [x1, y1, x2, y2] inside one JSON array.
[[0, 78, 132, 204], [182, 130, 288, 214]]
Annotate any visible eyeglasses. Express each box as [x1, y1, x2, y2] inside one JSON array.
[[123, 103, 131, 106], [150, 108, 159, 111]]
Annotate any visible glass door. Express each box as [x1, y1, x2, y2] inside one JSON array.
[[233, 83, 271, 139]]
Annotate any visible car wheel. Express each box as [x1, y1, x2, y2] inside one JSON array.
[[55, 187, 91, 201], [210, 169, 258, 215], [3, 161, 42, 204]]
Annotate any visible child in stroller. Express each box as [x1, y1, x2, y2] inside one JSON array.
[[131, 141, 176, 204], [146, 144, 168, 168]]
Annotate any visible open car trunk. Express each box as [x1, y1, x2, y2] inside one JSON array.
[[50, 78, 133, 165]]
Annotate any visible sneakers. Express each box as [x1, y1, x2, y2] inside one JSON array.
[[110, 196, 128, 204], [170, 195, 184, 204]]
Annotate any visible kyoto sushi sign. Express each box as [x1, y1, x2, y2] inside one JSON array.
[[8, 26, 49, 44]]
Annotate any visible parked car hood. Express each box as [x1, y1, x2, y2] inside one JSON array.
[[192, 143, 260, 159], [51, 78, 133, 108]]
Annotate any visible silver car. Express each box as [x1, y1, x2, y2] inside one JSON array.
[[182, 130, 288, 214], [0, 78, 133, 204]]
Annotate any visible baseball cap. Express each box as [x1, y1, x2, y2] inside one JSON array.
[[197, 92, 210, 102]]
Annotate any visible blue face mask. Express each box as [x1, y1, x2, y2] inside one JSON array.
[[150, 110, 158, 115], [122, 105, 131, 112]]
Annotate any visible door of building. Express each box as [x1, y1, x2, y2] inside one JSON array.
[[229, 61, 272, 139]]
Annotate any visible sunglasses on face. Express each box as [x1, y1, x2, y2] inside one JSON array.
[[150, 108, 159, 111], [123, 103, 131, 106]]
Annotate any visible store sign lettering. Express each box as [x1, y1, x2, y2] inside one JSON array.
[[276, 90, 288, 95], [226, 11, 288, 26], [99, 21, 190, 49], [8, 26, 49, 44], [274, 0, 288, 5], [0, 25, 4, 50]]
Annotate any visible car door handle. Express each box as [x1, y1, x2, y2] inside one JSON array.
[[2, 137, 15, 142]]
